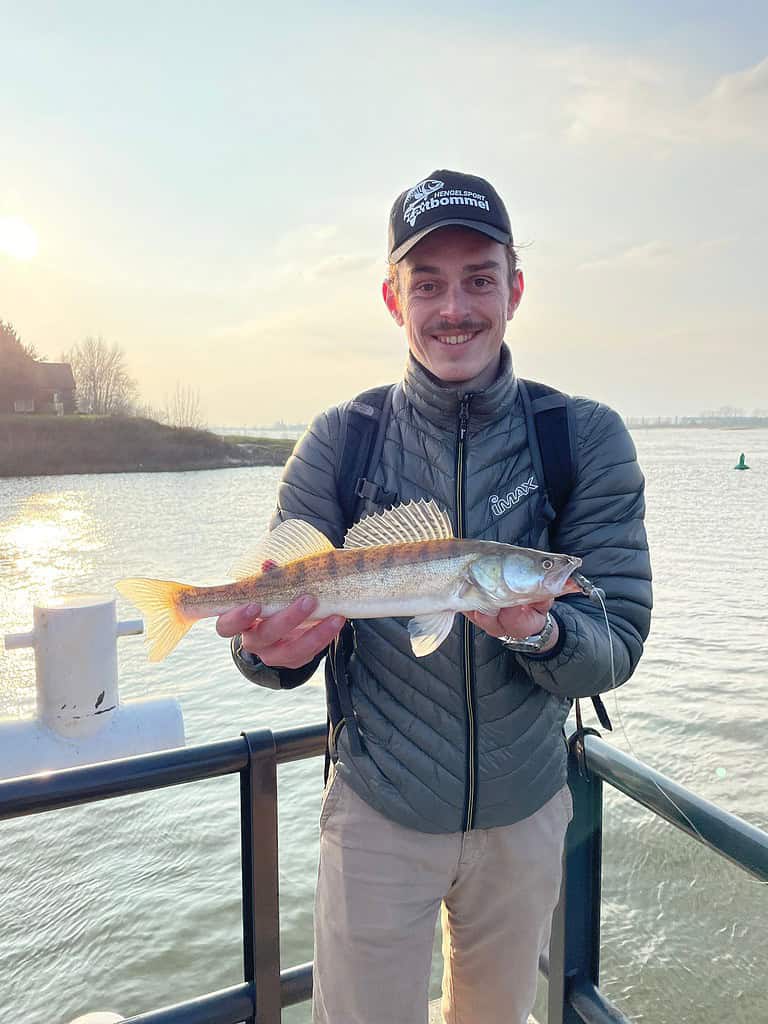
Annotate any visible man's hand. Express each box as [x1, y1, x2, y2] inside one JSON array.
[[216, 596, 346, 670], [467, 599, 558, 653]]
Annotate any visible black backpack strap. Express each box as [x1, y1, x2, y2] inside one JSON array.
[[335, 384, 398, 525], [519, 378, 612, 739], [327, 384, 397, 769], [518, 378, 574, 519]]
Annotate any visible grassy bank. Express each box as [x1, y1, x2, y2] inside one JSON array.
[[0, 415, 296, 478]]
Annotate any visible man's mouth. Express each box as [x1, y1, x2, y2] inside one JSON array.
[[431, 331, 480, 346]]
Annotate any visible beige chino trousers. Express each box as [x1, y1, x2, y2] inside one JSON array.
[[312, 770, 572, 1024]]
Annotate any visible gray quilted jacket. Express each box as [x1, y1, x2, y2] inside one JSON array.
[[234, 345, 652, 833]]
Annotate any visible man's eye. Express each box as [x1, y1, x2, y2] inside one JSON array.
[[473, 277, 491, 288], [416, 282, 436, 293]]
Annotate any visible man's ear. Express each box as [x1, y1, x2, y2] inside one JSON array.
[[382, 280, 404, 326], [507, 269, 525, 320]]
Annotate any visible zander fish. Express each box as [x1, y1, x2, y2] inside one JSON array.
[[116, 499, 583, 662]]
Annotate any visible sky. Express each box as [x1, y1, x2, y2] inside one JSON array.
[[1, 2, 766, 426]]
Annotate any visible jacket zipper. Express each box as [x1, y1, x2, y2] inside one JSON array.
[[457, 395, 477, 831]]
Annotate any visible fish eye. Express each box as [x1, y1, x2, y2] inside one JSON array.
[[541, 558, 554, 571]]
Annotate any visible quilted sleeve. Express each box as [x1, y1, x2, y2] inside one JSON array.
[[232, 405, 346, 688], [516, 399, 652, 698]]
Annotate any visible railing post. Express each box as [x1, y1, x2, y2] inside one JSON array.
[[241, 729, 281, 1024], [548, 748, 603, 1024]]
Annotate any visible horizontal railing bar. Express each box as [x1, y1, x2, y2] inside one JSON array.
[[570, 979, 632, 1024], [0, 722, 329, 821], [0, 738, 249, 820], [118, 982, 253, 1023], [99, 963, 314, 1023], [281, 961, 313, 1006], [583, 734, 768, 883], [273, 723, 327, 764]]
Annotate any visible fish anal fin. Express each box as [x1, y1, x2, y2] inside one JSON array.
[[229, 519, 335, 580], [407, 610, 455, 658], [344, 499, 453, 550]]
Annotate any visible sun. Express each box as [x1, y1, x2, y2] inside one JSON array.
[[0, 216, 39, 261]]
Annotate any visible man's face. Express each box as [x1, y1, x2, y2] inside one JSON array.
[[382, 226, 523, 383]]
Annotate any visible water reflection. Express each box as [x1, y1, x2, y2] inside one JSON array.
[[1, 490, 101, 596]]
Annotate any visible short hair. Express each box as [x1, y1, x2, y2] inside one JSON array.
[[388, 241, 519, 300]]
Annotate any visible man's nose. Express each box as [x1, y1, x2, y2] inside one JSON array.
[[439, 283, 470, 320]]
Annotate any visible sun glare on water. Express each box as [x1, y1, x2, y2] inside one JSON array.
[[0, 216, 39, 261]]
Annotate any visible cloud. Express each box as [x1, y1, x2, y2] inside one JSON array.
[[711, 56, 768, 103], [305, 253, 377, 279], [563, 53, 768, 148], [577, 236, 735, 273], [578, 240, 676, 272]]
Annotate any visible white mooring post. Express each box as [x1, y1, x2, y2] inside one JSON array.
[[67, 1014, 124, 1023], [1, 594, 185, 780]]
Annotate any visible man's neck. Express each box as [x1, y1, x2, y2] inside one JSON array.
[[454, 354, 502, 397]]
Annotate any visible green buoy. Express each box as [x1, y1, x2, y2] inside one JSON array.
[[734, 453, 750, 470]]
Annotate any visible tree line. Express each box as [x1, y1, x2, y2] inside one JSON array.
[[1, 319, 205, 429]]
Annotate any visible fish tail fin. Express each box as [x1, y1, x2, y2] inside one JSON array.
[[116, 577, 194, 662]]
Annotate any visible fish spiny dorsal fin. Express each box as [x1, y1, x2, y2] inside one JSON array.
[[343, 499, 453, 550], [229, 519, 335, 580]]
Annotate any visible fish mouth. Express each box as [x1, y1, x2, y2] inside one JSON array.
[[549, 556, 583, 595]]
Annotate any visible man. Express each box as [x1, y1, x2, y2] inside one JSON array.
[[217, 170, 652, 1024]]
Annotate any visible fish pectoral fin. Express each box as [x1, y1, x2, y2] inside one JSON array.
[[229, 519, 335, 580], [344, 499, 453, 549], [407, 611, 455, 658], [457, 579, 499, 617]]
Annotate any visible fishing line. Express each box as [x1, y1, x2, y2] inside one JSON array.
[[588, 588, 767, 888], [582, 582, 712, 852]]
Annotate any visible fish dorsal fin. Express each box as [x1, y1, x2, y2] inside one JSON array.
[[229, 519, 335, 580], [343, 499, 453, 550]]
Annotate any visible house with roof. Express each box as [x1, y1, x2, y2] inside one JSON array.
[[0, 360, 76, 414]]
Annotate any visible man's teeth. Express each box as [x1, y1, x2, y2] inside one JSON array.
[[435, 333, 475, 345]]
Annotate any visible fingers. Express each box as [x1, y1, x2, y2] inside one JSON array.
[[466, 610, 504, 637], [257, 615, 347, 669], [223, 595, 346, 669], [216, 603, 262, 638], [251, 595, 318, 648], [467, 599, 555, 640]]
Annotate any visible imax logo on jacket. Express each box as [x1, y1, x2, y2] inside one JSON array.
[[489, 476, 538, 517]]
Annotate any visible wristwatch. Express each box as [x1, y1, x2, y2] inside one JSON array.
[[500, 612, 555, 653]]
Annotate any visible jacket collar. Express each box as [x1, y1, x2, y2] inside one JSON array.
[[402, 344, 519, 429]]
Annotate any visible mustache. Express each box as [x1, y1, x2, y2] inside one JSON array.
[[425, 320, 489, 333]]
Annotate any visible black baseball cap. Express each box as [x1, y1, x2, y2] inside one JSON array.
[[388, 169, 513, 263]]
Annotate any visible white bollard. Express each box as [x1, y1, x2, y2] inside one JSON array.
[[68, 1014, 123, 1024], [6, 595, 137, 739], [2, 594, 185, 780]]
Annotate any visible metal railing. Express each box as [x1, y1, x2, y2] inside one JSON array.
[[1, 725, 766, 1024]]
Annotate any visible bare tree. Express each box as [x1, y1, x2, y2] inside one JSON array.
[[65, 336, 138, 415], [163, 381, 206, 429]]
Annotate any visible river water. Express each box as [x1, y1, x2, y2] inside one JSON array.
[[0, 428, 766, 1024]]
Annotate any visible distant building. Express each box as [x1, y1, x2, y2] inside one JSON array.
[[2, 361, 76, 415], [34, 362, 76, 414]]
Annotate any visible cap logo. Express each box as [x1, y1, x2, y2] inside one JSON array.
[[403, 178, 444, 223], [402, 177, 492, 229]]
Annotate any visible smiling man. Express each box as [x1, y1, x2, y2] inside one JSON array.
[[218, 170, 652, 1024]]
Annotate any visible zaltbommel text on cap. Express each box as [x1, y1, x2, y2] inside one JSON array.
[[388, 170, 513, 263]]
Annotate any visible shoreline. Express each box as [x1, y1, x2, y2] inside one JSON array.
[[0, 415, 295, 479]]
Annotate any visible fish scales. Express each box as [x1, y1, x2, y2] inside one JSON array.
[[178, 539, 486, 620], [116, 499, 584, 661]]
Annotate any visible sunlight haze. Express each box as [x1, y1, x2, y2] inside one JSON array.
[[1, 2, 765, 426]]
